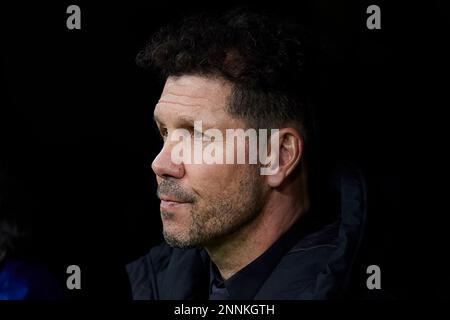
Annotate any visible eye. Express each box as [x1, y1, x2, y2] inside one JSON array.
[[193, 128, 203, 138], [202, 134, 213, 142], [159, 127, 168, 140]]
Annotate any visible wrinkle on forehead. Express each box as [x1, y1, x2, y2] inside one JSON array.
[[153, 75, 242, 130], [157, 75, 231, 111]]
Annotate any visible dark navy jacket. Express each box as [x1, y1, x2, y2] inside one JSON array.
[[126, 166, 367, 299]]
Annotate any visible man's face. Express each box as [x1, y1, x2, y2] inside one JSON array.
[[152, 75, 266, 248]]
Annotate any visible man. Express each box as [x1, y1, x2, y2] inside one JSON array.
[[126, 8, 367, 300]]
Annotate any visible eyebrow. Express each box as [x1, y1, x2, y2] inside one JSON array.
[[153, 113, 199, 127]]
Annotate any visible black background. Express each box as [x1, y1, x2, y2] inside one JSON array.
[[1, 1, 449, 299]]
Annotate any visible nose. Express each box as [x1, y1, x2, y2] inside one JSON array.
[[151, 141, 185, 179]]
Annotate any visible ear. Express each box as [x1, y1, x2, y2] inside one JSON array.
[[265, 128, 303, 188]]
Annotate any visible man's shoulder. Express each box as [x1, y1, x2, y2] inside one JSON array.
[[126, 242, 205, 275], [126, 242, 207, 299], [255, 222, 341, 299], [127, 242, 172, 275], [289, 221, 340, 252]]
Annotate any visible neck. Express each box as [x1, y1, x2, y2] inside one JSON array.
[[204, 189, 306, 280]]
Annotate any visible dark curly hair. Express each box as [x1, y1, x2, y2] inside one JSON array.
[[137, 8, 314, 145]]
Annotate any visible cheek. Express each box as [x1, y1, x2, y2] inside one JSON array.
[[185, 163, 246, 198]]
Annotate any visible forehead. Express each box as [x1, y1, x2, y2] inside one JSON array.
[[154, 75, 232, 121]]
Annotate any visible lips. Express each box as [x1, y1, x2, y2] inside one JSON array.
[[159, 195, 190, 210], [159, 195, 185, 203]]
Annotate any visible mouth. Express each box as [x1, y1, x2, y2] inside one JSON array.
[[159, 195, 191, 209]]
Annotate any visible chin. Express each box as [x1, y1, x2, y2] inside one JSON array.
[[163, 231, 196, 249], [162, 222, 186, 240]]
